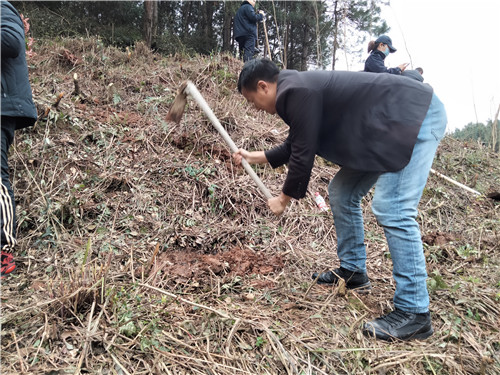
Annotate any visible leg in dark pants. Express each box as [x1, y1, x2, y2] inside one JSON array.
[[1, 116, 17, 252], [237, 36, 257, 62]]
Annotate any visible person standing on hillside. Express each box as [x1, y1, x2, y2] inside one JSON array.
[[232, 58, 447, 341], [234, 0, 264, 62], [364, 35, 408, 74], [1, 0, 38, 279]]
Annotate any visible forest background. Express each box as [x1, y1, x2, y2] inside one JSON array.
[[11, 0, 500, 151]]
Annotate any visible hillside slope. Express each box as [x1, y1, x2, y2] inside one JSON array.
[[1, 39, 499, 375]]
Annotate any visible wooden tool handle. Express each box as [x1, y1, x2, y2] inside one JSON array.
[[262, 19, 271, 58], [184, 81, 273, 199]]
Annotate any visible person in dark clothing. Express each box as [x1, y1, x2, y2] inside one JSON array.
[[232, 59, 447, 341], [364, 35, 408, 75], [1, 0, 37, 278], [234, 0, 264, 62], [402, 69, 424, 82]]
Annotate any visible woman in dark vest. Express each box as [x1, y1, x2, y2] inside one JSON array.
[[233, 58, 447, 341]]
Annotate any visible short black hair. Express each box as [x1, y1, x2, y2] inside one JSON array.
[[237, 58, 280, 93]]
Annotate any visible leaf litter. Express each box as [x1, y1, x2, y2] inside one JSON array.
[[0, 38, 499, 374]]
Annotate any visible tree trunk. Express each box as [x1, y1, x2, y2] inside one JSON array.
[[143, 0, 158, 48], [202, 2, 214, 43], [313, 1, 322, 65], [300, 26, 309, 71], [283, 22, 289, 69], [331, 1, 338, 70], [182, 2, 193, 38], [222, 2, 233, 52], [492, 104, 500, 152]]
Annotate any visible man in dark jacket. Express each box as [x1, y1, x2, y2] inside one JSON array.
[[1, 0, 38, 278], [233, 59, 447, 341], [234, 0, 264, 62]]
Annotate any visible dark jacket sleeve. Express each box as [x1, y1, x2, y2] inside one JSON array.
[[1, 0, 37, 127], [265, 139, 291, 168], [1, 1, 24, 58], [364, 51, 401, 75], [243, 4, 263, 24], [268, 87, 323, 199]]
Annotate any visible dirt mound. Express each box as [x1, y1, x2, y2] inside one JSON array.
[[148, 246, 284, 282], [422, 231, 456, 246]]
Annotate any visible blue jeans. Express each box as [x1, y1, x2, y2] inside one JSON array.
[[328, 94, 447, 313]]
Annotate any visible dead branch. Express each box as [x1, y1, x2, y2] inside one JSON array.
[[430, 168, 481, 196]]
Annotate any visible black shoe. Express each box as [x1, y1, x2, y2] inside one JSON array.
[[362, 309, 433, 341], [311, 267, 371, 292]]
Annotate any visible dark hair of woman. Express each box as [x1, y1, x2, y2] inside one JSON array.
[[367, 40, 381, 53]]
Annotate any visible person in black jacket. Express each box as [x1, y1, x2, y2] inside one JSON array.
[[232, 58, 447, 341], [402, 69, 424, 82], [234, 0, 264, 62], [364, 35, 408, 74], [1, 0, 38, 278]]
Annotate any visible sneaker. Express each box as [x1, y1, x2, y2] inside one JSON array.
[[311, 267, 371, 292], [1, 251, 16, 279], [362, 309, 434, 341], [1, 251, 13, 263]]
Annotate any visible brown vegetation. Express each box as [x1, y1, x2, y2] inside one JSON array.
[[1, 38, 499, 374]]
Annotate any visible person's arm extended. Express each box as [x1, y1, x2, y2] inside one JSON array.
[[245, 5, 264, 23], [387, 65, 409, 75], [232, 149, 267, 164], [365, 52, 406, 75], [268, 192, 291, 216], [232, 149, 290, 215]]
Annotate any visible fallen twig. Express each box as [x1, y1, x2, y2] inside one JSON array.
[[430, 168, 481, 196]]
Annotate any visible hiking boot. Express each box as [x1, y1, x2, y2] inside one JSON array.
[[1, 251, 16, 279], [362, 309, 433, 341], [311, 267, 371, 292]]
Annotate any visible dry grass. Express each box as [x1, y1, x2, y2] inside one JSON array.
[[1, 38, 499, 374]]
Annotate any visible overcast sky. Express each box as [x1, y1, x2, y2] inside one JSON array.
[[338, 0, 500, 132]]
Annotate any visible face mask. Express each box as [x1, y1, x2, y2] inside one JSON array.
[[383, 46, 390, 56]]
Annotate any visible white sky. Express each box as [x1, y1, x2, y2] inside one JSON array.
[[337, 0, 500, 132]]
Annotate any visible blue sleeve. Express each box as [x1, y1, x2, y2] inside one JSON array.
[[1, 3, 24, 59]]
